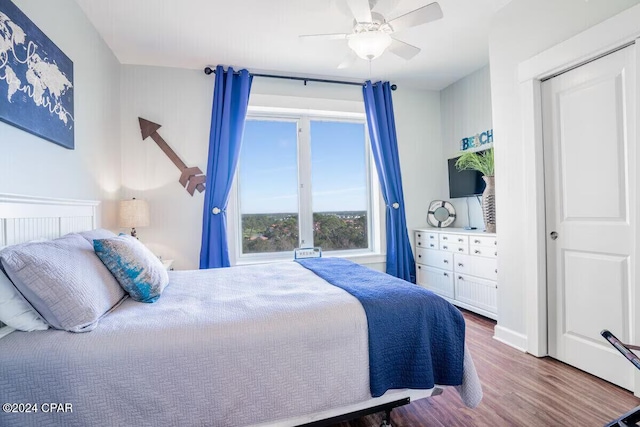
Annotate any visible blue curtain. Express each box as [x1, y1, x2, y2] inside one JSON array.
[[363, 81, 416, 283], [199, 66, 253, 269]]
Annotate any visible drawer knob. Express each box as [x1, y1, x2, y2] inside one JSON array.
[[495, 269, 498, 274], [443, 245, 448, 250], [418, 242, 421, 246], [418, 254, 422, 258], [429, 236, 434, 239], [494, 241, 497, 245], [458, 248, 464, 252], [458, 276, 464, 280], [494, 252, 498, 256], [443, 260, 449, 264], [417, 234, 421, 237], [429, 244, 435, 248], [458, 263, 464, 267], [443, 236, 448, 240], [474, 250, 481, 254], [443, 272, 449, 277], [474, 239, 481, 244], [458, 238, 464, 242]]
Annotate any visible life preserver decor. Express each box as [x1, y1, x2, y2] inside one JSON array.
[[427, 200, 456, 228]]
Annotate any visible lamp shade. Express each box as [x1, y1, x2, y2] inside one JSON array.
[[119, 199, 150, 228], [348, 31, 392, 60]]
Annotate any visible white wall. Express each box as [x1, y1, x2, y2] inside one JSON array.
[[489, 0, 640, 349], [0, 0, 122, 226], [393, 87, 444, 250], [440, 65, 492, 229], [119, 65, 212, 268], [120, 65, 443, 270]]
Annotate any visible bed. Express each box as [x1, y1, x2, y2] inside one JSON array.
[[0, 194, 482, 427]]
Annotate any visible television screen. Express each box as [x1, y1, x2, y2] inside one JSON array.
[[448, 155, 486, 198]]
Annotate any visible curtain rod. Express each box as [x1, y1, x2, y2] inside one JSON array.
[[203, 66, 397, 90]]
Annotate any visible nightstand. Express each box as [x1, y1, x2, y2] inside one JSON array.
[[161, 259, 174, 271]]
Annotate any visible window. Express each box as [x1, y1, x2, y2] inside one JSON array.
[[235, 109, 378, 260], [310, 120, 369, 251], [238, 120, 299, 254]]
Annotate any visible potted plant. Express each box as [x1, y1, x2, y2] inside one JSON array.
[[455, 147, 495, 233]]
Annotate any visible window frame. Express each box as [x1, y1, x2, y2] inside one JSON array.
[[227, 106, 384, 265]]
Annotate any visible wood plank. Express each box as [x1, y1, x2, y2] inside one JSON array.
[[331, 310, 640, 426]]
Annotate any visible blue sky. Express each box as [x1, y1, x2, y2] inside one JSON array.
[[239, 119, 367, 214]]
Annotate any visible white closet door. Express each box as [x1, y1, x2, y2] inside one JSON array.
[[543, 45, 637, 390]]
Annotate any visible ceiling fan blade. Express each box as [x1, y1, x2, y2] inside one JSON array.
[[370, 0, 399, 16], [337, 51, 359, 69], [299, 33, 348, 41], [388, 2, 443, 32], [388, 38, 421, 60], [346, 0, 373, 23]]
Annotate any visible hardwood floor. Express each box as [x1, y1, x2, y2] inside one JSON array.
[[333, 310, 640, 427]]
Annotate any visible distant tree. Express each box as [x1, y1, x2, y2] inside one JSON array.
[[242, 214, 299, 253], [314, 213, 367, 250], [263, 216, 299, 252], [242, 212, 367, 254]]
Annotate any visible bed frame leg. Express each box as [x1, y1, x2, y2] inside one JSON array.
[[380, 409, 392, 427], [298, 397, 409, 427]]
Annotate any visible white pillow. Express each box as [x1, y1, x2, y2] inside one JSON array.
[[1, 234, 127, 332], [0, 326, 16, 339], [0, 269, 49, 332]]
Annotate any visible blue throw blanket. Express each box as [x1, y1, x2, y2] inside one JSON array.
[[296, 258, 465, 397]]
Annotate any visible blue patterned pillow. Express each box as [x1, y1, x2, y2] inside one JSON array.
[[94, 235, 169, 303]]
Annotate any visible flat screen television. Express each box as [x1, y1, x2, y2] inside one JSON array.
[[448, 155, 486, 198]]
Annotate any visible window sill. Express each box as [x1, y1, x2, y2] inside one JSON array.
[[234, 251, 386, 267]]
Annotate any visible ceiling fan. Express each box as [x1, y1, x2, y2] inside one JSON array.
[[299, 0, 443, 68]]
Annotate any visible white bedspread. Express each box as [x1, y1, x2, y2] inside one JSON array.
[[0, 262, 481, 427]]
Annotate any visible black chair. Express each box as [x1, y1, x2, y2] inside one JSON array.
[[602, 330, 640, 427]]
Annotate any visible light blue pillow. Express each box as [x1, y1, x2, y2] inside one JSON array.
[[94, 235, 169, 303]]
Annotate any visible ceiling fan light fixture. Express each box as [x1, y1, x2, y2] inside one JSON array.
[[347, 31, 392, 60]]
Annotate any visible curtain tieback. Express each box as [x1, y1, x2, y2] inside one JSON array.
[[211, 207, 224, 215], [389, 202, 400, 210]]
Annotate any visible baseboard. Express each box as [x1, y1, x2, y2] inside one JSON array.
[[493, 325, 527, 352]]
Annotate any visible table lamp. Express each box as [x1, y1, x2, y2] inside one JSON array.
[[119, 198, 150, 238]]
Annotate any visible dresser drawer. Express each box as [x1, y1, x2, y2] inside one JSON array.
[[439, 242, 469, 254], [470, 235, 497, 247], [439, 233, 468, 246], [454, 253, 497, 281], [416, 247, 452, 270], [415, 231, 439, 249], [469, 246, 498, 258], [454, 274, 497, 314], [417, 265, 454, 299]]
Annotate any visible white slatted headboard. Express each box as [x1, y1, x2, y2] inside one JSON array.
[[0, 194, 100, 331], [0, 193, 99, 247]]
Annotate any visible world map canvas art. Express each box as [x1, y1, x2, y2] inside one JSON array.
[[0, 0, 74, 149]]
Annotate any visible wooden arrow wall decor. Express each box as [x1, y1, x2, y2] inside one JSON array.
[[138, 117, 206, 196]]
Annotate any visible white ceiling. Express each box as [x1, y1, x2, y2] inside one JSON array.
[[74, 0, 512, 90]]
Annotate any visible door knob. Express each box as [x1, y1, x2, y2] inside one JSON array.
[[550, 231, 558, 240]]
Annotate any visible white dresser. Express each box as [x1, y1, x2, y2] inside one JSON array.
[[414, 228, 498, 320]]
